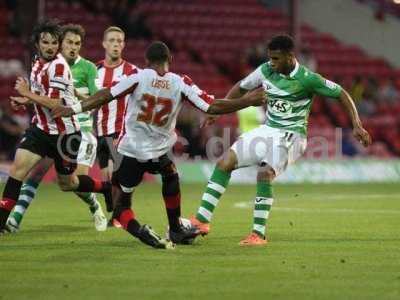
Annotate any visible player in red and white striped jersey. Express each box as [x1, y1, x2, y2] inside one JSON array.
[[0, 20, 112, 233], [95, 26, 137, 187], [30, 53, 79, 134], [52, 41, 266, 248]]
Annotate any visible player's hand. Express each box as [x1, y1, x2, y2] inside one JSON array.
[[245, 87, 267, 106], [51, 105, 74, 118], [201, 115, 218, 128], [353, 125, 372, 147], [14, 77, 30, 97], [9, 96, 29, 111]]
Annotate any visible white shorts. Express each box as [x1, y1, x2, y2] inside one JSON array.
[[230, 125, 307, 176], [77, 131, 97, 167]]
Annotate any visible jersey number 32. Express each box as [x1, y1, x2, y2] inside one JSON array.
[[137, 93, 173, 127]]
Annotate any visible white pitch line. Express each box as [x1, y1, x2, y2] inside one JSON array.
[[233, 202, 400, 214]]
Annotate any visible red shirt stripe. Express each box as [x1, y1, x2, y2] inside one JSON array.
[[101, 67, 114, 135]]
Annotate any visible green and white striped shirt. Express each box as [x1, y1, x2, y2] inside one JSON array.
[[240, 61, 342, 136]]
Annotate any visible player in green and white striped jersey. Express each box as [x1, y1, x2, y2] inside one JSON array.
[[6, 24, 107, 232], [191, 35, 372, 245]]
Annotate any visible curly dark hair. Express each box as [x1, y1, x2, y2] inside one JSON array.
[[267, 34, 295, 53], [30, 19, 63, 46]]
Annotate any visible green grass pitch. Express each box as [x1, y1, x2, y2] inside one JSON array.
[[0, 182, 399, 300]]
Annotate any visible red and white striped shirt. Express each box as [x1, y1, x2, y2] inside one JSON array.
[[95, 60, 137, 136], [30, 54, 79, 135]]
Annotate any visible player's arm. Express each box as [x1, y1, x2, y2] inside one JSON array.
[[207, 88, 266, 114], [225, 81, 249, 99], [51, 73, 138, 118], [308, 73, 371, 147], [338, 89, 371, 146], [14, 77, 62, 109], [182, 77, 266, 115]]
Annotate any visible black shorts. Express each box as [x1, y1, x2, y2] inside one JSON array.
[[113, 154, 176, 189], [19, 126, 81, 175], [97, 133, 120, 169]]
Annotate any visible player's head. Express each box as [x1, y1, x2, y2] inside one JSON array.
[[145, 41, 172, 66], [31, 19, 62, 61], [103, 26, 125, 61], [61, 24, 85, 64], [267, 34, 295, 74]]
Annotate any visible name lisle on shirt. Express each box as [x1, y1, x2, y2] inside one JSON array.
[[151, 78, 170, 89]]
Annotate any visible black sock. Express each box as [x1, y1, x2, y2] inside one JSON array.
[[0, 177, 22, 228], [166, 208, 181, 232], [126, 219, 141, 237], [76, 175, 109, 193]]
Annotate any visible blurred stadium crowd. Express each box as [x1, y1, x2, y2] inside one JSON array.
[[1, 0, 399, 161]]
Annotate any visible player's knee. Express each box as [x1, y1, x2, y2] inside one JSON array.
[[216, 150, 237, 172], [57, 176, 77, 191], [258, 165, 276, 182], [58, 181, 74, 191], [162, 173, 180, 196], [216, 158, 234, 172]]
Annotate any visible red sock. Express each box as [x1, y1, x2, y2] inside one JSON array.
[[163, 193, 181, 232], [0, 198, 17, 211], [119, 209, 135, 229]]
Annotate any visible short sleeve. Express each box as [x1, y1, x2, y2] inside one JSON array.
[[181, 75, 214, 112], [306, 72, 342, 98], [239, 65, 264, 90], [48, 62, 71, 98], [110, 72, 139, 98]]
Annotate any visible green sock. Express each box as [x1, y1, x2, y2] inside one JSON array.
[[196, 166, 231, 223], [75, 192, 99, 214], [252, 182, 273, 237], [10, 179, 40, 225]]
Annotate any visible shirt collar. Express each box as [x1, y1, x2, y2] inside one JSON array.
[[72, 55, 81, 65], [289, 60, 299, 78]]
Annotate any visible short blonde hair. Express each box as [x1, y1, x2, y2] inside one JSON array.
[[103, 26, 125, 40]]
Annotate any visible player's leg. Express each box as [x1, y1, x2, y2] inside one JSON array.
[[74, 132, 107, 231], [239, 166, 275, 246], [156, 155, 200, 244], [112, 155, 173, 249], [192, 125, 275, 235], [240, 128, 307, 246], [96, 135, 113, 211], [7, 157, 53, 231], [191, 150, 237, 235], [0, 149, 43, 231], [53, 132, 112, 203]]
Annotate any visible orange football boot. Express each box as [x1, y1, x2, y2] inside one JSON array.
[[239, 233, 268, 246], [189, 215, 210, 236]]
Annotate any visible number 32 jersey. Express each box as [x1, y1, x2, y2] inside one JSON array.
[[110, 68, 214, 160], [240, 61, 342, 136]]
